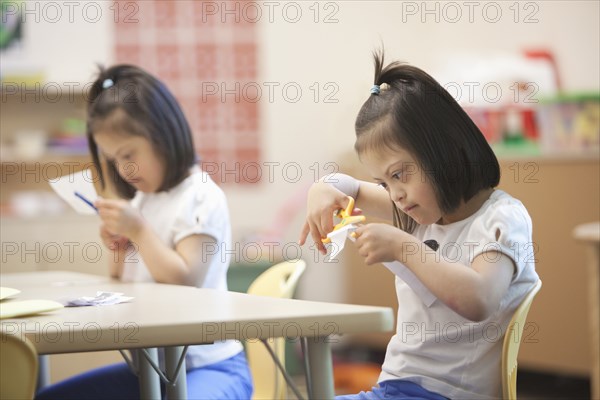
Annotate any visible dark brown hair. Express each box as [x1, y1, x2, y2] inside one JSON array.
[[87, 65, 196, 199], [355, 50, 500, 231]]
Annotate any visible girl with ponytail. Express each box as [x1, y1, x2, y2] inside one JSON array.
[[299, 51, 539, 399]]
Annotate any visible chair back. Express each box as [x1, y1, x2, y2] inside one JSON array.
[[1, 331, 39, 400], [501, 279, 542, 400], [246, 259, 306, 400]]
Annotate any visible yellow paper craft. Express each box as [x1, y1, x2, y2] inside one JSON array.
[[0, 287, 21, 300], [0, 300, 64, 319]]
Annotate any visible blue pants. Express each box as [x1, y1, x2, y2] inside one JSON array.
[[36, 352, 252, 400], [336, 379, 448, 400]]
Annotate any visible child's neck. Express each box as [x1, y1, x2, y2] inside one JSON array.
[[439, 188, 495, 225]]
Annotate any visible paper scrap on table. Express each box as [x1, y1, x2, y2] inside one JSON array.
[[325, 224, 358, 261], [63, 291, 134, 307], [49, 169, 98, 215], [382, 261, 437, 307]]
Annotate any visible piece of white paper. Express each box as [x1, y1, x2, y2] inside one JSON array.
[[63, 291, 134, 307], [49, 169, 98, 214], [327, 225, 437, 307], [325, 224, 357, 261], [382, 261, 437, 307]]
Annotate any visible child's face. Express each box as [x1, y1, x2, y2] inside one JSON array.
[[360, 146, 442, 225], [94, 130, 165, 193]]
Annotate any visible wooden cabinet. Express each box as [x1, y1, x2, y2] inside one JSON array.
[[501, 157, 599, 375]]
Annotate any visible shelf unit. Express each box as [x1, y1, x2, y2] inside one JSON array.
[[1, 87, 90, 205]]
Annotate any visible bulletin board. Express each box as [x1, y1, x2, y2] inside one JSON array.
[[113, 1, 260, 183]]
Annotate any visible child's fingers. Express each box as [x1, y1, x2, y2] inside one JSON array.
[[298, 222, 310, 245], [94, 197, 109, 209], [99, 223, 114, 237], [308, 221, 327, 254], [107, 234, 128, 251], [115, 236, 129, 250], [95, 198, 125, 211], [354, 224, 367, 239], [320, 211, 335, 239], [351, 207, 363, 216]]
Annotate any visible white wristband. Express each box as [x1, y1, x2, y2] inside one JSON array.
[[321, 173, 359, 199]]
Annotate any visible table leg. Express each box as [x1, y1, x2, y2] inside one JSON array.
[[585, 245, 600, 399], [37, 355, 50, 390], [138, 348, 161, 400], [305, 336, 334, 399], [165, 346, 187, 400]]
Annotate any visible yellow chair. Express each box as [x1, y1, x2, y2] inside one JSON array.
[[501, 280, 542, 400], [246, 259, 306, 400], [0, 331, 39, 400]]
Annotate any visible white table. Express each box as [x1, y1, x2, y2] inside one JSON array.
[[0, 271, 394, 399]]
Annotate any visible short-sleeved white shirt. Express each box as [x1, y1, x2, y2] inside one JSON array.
[[122, 165, 243, 369], [379, 189, 539, 399]]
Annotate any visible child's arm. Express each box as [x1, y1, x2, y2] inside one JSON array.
[[353, 223, 515, 322], [96, 199, 213, 286], [131, 228, 216, 286], [99, 224, 128, 279], [299, 174, 392, 253]]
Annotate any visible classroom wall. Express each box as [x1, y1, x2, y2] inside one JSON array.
[[2, 0, 599, 380], [9, 4, 598, 293], [221, 1, 600, 303]]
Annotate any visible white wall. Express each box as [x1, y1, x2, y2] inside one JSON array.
[[1, 0, 113, 84], [5, 1, 598, 302], [222, 0, 600, 302]]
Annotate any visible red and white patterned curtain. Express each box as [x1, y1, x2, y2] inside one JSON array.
[[113, 1, 260, 183]]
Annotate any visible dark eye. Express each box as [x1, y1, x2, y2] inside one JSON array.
[[391, 171, 403, 180], [377, 182, 389, 190]]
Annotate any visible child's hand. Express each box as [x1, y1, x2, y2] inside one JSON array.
[[95, 198, 145, 240], [354, 223, 404, 265], [99, 224, 129, 251], [298, 182, 357, 254]]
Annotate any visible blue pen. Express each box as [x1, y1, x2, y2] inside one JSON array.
[[74, 191, 98, 212]]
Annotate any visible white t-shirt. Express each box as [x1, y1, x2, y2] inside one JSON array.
[[122, 165, 243, 369], [379, 189, 540, 399]]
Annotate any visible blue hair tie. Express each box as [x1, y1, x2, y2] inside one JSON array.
[[370, 85, 380, 95], [102, 78, 114, 89]]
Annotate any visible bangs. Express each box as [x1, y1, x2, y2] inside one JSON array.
[[91, 108, 147, 139], [354, 114, 405, 156]]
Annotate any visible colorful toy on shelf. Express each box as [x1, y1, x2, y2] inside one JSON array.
[[536, 93, 600, 154]]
